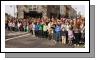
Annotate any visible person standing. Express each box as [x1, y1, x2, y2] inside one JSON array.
[[12, 21, 15, 31], [80, 21, 85, 43], [38, 23, 43, 38], [20, 22, 24, 31], [15, 20, 18, 32], [26, 23, 29, 32], [5, 20, 8, 30], [51, 23, 56, 41], [73, 26, 81, 47], [43, 23, 48, 38], [68, 27, 74, 45], [61, 27, 67, 45], [55, 24, 61, 42], [8, 21, 12, 31], [35, 22, 39, 37], [65, 21, 71, 44], [32, 22, 35, 36], [17, 22, 21, 31], [47, 21, 52, 40]]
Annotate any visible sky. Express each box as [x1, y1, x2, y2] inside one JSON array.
[[5, 5, 85, 17], [5, 5, 17, 17], [72, 5, 85, 16]]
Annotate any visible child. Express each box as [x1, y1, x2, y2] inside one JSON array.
[[61, 27, 66, 45], [68, 27, 74, 45]]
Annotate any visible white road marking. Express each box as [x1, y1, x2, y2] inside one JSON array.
[[5, 34, 31, 41], [7, 32, 28, 36]]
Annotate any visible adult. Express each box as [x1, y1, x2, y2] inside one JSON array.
[[55, 24, 61, 42]]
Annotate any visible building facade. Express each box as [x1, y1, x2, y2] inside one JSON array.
[[17, 5, 77, 19]]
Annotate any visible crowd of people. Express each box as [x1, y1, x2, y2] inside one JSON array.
[[5, 17, 85, 47]]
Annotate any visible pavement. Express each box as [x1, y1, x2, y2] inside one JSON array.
[[5, 30, 85, 48], [5, 31, 28, 39]]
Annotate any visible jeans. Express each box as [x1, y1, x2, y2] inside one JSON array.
[[55, 31, 61, 42], [35, 30, 39, 37], [74, 33, 81, 44]]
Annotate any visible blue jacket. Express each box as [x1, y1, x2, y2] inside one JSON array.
[[35, 24, 39, 31], [55, 25, 61, 32]]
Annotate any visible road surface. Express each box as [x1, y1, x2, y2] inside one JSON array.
[[5, 30, 84, 48]]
